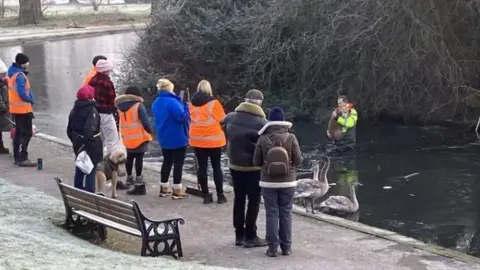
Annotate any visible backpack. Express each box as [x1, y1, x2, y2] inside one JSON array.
[[264, 134, 294, 177]]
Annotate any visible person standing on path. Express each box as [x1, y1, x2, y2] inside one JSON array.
[[115, 86, 153, 195], [221, 89, 268, 248], [253, 107, 302, 257], [67, 85, 103, 193], [152, 79, 190, 199], [0, 59, 13, 154], [7, 53, 36, 167], [88, 59, 127, 187], [189, 80, 227, 204], [83, 55, 107, 86]]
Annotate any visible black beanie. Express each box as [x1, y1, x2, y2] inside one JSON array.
[[125, 86, 142, 97], [92, 55, 107, 66], [15, 53, 29, 65]]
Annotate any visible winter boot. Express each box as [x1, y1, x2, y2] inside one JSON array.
[[203, 193, 213, 204], [266, 246, 278, 257], [126, 183, 146, 195], [159, 183, 172, 197], [17, 151, 36, 167], [172, 184, 188, 200], [116, 180, 128, 190], [217, 194, 227, 204], [244, 236, 268, 248], [126, 175, 146, 195], [126, 175, 135, 186]]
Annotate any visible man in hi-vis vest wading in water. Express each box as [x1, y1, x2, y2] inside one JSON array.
[[326, 95, 358, 154]]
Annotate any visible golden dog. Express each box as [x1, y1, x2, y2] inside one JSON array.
[[95, 148, 127, 198]]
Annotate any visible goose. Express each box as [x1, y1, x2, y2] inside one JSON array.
[[294, 156, 331, 214], [320, 181, 359, 214]]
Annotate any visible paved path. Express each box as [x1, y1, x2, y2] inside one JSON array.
[[0, 136, 479, 270], [0, 23, 146, 46]]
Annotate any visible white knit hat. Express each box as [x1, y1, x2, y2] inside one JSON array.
[[0, 59, 7, 74], [95, 59, 114, 73]]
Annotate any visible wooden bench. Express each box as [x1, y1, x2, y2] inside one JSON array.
[[54, 177, 185, 259]]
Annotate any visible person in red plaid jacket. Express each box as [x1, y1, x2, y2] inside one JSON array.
[[88, 59, 128, 184]]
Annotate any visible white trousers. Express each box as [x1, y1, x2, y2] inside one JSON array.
[[99, 113, 123, 153]]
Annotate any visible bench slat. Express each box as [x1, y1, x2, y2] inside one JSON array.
[[68, 199, 101, 216], [61, 184, 134, 209], [69, 199, 139, 229], [73, 210, 142, 237], [65, 195, 138, 224]]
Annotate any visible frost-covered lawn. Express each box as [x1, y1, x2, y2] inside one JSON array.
[[0, 178, 233, 270]]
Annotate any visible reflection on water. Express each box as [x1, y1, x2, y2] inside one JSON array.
[[2, 33, 480, 257], [0, 32, 138, 139]]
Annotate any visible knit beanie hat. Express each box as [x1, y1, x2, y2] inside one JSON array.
[[0, 59, 7, 74], [125, 86, 142, 97], [92, 55, 107, 66], [269, 107, 285, 121], [96, 59, 113, 73], [15, 53, 29, 65], [77, 85, 95, 101], [245, 89, 264, 101]]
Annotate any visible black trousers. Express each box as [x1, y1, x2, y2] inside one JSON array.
[[161, 146, 186, 185], [231, 169, 261, 240], [126, 151, 145, 177], [13, 113, 33, 161], [193, 147, 224, 196]]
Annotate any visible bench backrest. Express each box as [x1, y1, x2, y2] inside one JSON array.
[[55, 178, 141, 231]]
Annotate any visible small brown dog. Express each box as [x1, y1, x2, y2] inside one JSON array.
[[327, 114, 343, 141], [95, 148, 127, 198]]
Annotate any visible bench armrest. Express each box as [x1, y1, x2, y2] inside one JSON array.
[[143, 216, 186, 226]]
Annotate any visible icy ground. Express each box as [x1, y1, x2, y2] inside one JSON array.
[[0, 177, 236, 270]]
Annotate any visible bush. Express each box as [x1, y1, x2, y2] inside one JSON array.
[[120, 0, 480, 124]]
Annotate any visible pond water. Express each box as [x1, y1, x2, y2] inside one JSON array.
[[2, 32, 480, 257]]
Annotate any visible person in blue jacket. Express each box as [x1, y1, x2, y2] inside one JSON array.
[[152, 78, 190, 199]]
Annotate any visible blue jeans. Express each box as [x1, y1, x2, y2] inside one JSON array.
[[262, 187, 295, 250], [74, 164, 97, 193]]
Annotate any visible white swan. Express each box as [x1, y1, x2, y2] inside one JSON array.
[[320, 182, 359, 214], [294, 156, 330, 214]]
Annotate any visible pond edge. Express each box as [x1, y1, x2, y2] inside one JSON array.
[[34, 132, 480, 265], [0, 23, 147, 46]]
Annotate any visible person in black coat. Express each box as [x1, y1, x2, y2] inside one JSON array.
[[66, 85, 103, 192]]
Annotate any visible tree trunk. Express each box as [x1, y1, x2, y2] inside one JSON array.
[[151, 0, 161, 16], [19, 0, 42, 25]]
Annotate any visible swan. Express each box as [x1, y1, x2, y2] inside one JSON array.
[[294, 156, 331, 214], [320, 181, 359, 214]]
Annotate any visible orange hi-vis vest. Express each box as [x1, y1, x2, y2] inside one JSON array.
[[119, 103, 153, 149], [83, 67, 97, 85], [189, 100, 226, 148], [8, 72, 32, 114]]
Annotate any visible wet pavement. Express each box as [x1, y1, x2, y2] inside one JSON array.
[[0, 136, 478, 270]]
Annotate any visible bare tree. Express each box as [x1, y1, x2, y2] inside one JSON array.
[[68, 0, 80, 3], [0, 0, 5, 19], [41, 0, 53, 16], [18, 0, 42, 25], [91, 0, 104, 11]]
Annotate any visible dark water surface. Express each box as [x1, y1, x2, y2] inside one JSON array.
[[2, 33, 480, 256]]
